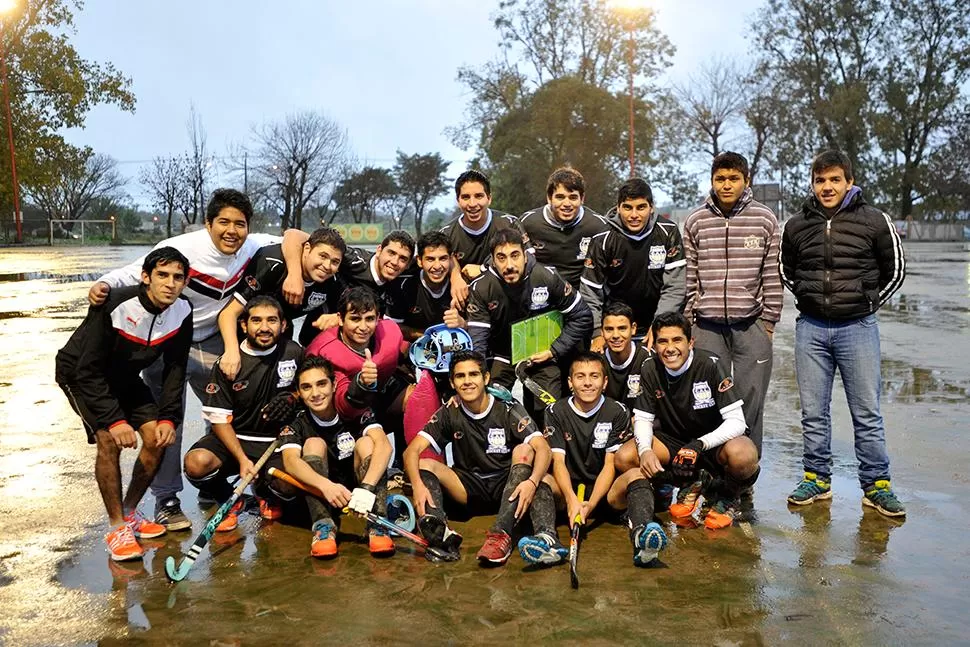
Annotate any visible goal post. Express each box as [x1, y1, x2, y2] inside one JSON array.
[[49, 219, 117, 245]]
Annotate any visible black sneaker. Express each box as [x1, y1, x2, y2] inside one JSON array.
[[418, 514, 462, 553], [154, 497, 191, 531]]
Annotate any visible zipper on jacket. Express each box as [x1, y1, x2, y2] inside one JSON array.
[[723, 218, 730, 321], [147, 313, 158, 345], [823, 219, 832, 309]]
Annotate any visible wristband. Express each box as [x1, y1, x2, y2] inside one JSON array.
[[361, 482, 377, 493]]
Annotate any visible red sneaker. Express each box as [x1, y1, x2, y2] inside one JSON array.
[[368, 529, 395, 557], [105, 524, 143, 562], [476, 530, 513, 565], [216, 499, 244, 533], [310, 520, 338, 559], [259, 498, 283, 520]]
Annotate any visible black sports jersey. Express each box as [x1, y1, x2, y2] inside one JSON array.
[[466, 255, 592, 363], [202, 340, 305, 438], [440, 209, 529, 269], [385, 273, 453, 334], [338, 246, 411, 313], [518, 205, 608, 289], [235, 243, 346, 326], [284, 408, 381, 484], [633, 348, 742, 443], [604, 343, 652, 408], [546, 396, 631, 484], [580, 215, 686, 330], [419, 395, 542, 474]]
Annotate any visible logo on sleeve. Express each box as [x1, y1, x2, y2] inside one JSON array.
[[467, 302, 481, 314], [648, 245, 667, 269], [626, 374, 642, 398], [584, 258, 594, 268], [577, 237, 591, 260], [592, 422, 612, 449], [276, 359, 297, 387], [335, 431, 356, 460], [232, 380, 249, 392], [667, 246, 680, 258], [205, 383, 219, 394], [530, 286, 549, 310], [718, 377, 734, 393], [692, 381, 715, 409], [246, 275, 260, 291], [486, 427, 509, 454]]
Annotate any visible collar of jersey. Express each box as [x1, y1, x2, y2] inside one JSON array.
[[369, 255, 387, 286], [458, 209, 493, 235], [606, 344, 637, 370], [309, 410, 340, 427], [568, 395, 605, 418], [664, 349, 694, 377], [240, 340, 277, 357], [460, 394, 494, 419], [420, 272, 449, 298], [542, 204, 585, 230], [136, 284, 166, 315]]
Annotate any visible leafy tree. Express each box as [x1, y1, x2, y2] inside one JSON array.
[[332, 166, 397, 224], [393, 151, 448, 235]]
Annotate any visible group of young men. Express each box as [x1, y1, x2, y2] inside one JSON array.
[[56, 147, 906, 572]]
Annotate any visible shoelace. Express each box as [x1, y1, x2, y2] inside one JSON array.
[[108, 525, 137, 549]]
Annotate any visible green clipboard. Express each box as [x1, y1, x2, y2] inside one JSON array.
[[511, 310, 563, 364]]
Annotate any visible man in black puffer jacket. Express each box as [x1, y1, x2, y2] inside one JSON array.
[[780, 150, 906, 518]]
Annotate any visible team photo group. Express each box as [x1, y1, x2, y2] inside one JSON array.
[[55, 147, 907, 579]]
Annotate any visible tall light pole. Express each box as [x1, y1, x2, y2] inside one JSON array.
[[0, 0, 21, 243], [626, 25, 635, 178], [610, 0, 650, 178]]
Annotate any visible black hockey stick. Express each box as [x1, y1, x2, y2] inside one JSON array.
[[515, 361, 557, 406]]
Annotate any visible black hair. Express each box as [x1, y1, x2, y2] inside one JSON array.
[[380, 230, 416, 258], [337, 285, 381, 317], [296, 355, 335, 383], [617, 178, 654, 206], [416, 230, 453, 257], [546, 166, 585, 198], [142, 246, 189, 276], [243, 295, 284, 320], [811, 150, 854, 181], [448, 349, 488, 379], [602, 301, 635, 325], [711, 152, 750, 180], [570, 350, 608, 376], [205, 188, 254, 225], [306, 227, 347, 256], [490, 227, 525, 253], [651, 311, 692, 341], [455, 170, 491, 198]]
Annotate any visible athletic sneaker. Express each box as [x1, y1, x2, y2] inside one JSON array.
[[863, 480, 906, 518], [124, 510, 166, 539], [105, 523, 143, 562], [258, 498, 283, 521], [787, 472, 833, 506], [368, 527, 396, 557], [154, 497, 191, 531], [385, 467, 407, 492], [310, 520, 338, 558], [704, 497, 740, 530], [477, 530, 513, 565], [632, 522, 668, 567], [418, 514, 463, 554], [216, 499, 244, 533], [517, 532, 568, 566], [654, 483, 675, 513], [669, 478, 706, 519]]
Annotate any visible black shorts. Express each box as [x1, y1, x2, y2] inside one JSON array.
[[326, 456, 357, 490], [654, 429, 724, 478], [188, 433, 285, 475], [448, 468, 507, 517], [59, 380, 157, 444]]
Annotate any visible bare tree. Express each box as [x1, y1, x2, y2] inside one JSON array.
[[25, 147, 127, 229], [249, 111, 349, 230], [183, 105, 215, 226], [674, 62, 747, 159], [140, 156, 189, 237]]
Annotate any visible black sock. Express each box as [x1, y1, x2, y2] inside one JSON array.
[[528, 482, 557, 538], [723, 466, 761, 499], [419, 469, 447, 522], [187, 467, 234, 503], [356, 456, 389, 518], [304, 455, 334, 525], [493, 463, 532, 534], [627, 478, 655, 534]]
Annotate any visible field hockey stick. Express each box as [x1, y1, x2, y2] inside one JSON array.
[[342, 506, 455, 561], [569, 484, 586, 590], [165, 435, 282, 582], [515, 361, 557, 406]]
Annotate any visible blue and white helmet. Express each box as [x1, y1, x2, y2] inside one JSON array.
[[409, 323, 474, 373]]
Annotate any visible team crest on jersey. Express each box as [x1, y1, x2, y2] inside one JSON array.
[[205, 383, 219, 394], [744, 235, 763, 250], [276, 359, 297, 387], [627, 374, 642, 398], [692, 381, 715, 409], [718, 377, 734, 393], [335, 431, 356, 460], [592, 422, 612, 449], [648, 245, 667, 269], [307, 292, 326, 310], [530, 287, 549, 309], [577, 237, 591, 260], [232, 380, 249, 392], [246, 275, 260, 291], [486, 427, 509, 454]]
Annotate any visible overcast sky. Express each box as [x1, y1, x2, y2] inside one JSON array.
[[64, 0, 764, 210]]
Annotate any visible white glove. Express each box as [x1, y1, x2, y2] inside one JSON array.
[[348, 487, 377, 515]]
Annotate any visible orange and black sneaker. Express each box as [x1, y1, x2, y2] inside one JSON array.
[[124, 510, 166, 539], [368, 527, 396, 557], [704, 496, 740, 530], [216, 499, 244, 533], [258, 498, 283, 521], [310, 520, 338, 559], [106, 523, 143, 562]]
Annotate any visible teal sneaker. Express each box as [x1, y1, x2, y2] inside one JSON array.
[[632, 522, 668, 567], [518, 532, 568, 566], [863, 480, 906, 517], [787, 472, 832, 506]]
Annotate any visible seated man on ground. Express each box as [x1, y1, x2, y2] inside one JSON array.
[[619, 311, 760, 530], [403, 351, 558, 566], [280, 356, 395, 558], [55, 247, 193, 561], [184, 296, 304, 532], [523, 351, 667, 568]]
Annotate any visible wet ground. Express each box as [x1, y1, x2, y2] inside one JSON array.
[[0, 242, 968, 646]]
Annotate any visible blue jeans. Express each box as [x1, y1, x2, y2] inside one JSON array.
[[794, 314, 891, 488]]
